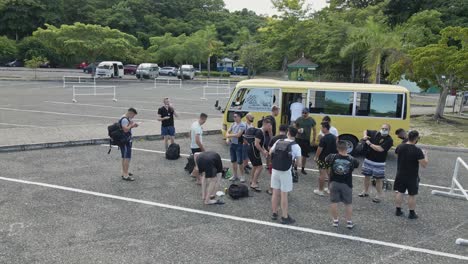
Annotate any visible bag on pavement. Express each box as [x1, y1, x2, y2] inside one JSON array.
[[166, 143, 180, 160], [228, 184, 249, 199]]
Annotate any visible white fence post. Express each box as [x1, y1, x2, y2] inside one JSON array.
[[200, 79, 232, 100], [72, 85, 117, 103], [154, 78, 182, 89], [63, 76, 96, 89]]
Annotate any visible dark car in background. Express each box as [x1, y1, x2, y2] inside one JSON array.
[[4, 59, 23, 67], [124, 64, 138, 75], [159, 66, 178, 76], [39, 61, 58, 68], [76, 61, 88, 69], [83, 62, 99, 74]]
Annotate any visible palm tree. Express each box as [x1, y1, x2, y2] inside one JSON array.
[[341, 18, 402, 83]]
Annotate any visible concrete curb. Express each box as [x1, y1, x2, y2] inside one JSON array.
[[0, 129, 221, 153], [417, 144, 468, 153]]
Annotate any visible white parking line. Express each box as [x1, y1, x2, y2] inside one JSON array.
[[0, 107, 157, 122], [44, 101, 222, 117], [119, 146, 465, 192], [0, 122, 46, 128], [0, 175, 466, 261]]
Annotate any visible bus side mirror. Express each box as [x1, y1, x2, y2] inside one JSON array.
[[214, 100, 222, 112]]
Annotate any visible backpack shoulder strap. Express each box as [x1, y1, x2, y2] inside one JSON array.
[[119, 117, 130, 128]]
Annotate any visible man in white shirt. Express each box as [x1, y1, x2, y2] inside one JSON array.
[[289, 95, 304, 124], [190, 113, 208, 154], [270, 126, 302, 225], [318, 115, 339, 138]]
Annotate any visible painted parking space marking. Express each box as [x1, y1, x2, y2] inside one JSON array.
[[0, 176, 466, 261]]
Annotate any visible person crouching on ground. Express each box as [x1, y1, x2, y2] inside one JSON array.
[[270, 126, 302, 225], [193, 151, 225, 205], [327, 141, 359, 229]]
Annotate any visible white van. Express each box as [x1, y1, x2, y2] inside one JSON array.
[[177, 64, 195, 80], [136, 63, 159, 79], [96, 61, 124, 78]]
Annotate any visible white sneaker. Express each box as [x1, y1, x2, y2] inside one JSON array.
[[324, 188, 329, 193], [332, 219, 339, 227], [228, 175, 239, 181], [314, 189, 325, 196], [347, 221, 355, 229], [240, 176, 246, 183]]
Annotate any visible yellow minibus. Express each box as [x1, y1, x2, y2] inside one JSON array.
[[221, 79, 410, 153]]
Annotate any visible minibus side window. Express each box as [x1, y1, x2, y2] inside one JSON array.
[[356, 93, 403, 118], [229, 88, 279, 112], [309, 90, 353, 115]]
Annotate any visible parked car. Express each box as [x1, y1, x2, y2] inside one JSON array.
[[83, 62, 99, 74], [136, 63, 159, 79], [177, 65, 195, 80], [76, 61, 88, 69], [159, 66, 178, 76], [39, 61, 58, 68], [5, 59, 23, 67], [124, 64, 138, 75], [96, 61, 124, 78]]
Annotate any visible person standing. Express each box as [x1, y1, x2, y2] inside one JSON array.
[[243, 113, 255, 173], [120, 108, 139, 181], [358, 124, 394, 203], [266, 124, 289, 195], [394, 130, 428, 219], [319, 116, 339, 138], [395, 128, 408, 144], [246, 119, 271, 192], [326, 141, 359, 229], [289, 95, 304, 124], [270, 126, 302, 225], [226, 112, 247, 182], [295, 108, 316, 175], [158, 98, 178, 150], [314, 122, 337, 196], [190, 113, 208, 154], [193, 151, 225, 205]]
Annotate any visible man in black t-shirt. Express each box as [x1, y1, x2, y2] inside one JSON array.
[[394, 130, 428, 219], [358, 124, 393, 203], [314, 122, 337, 196], [326, 141, 359, 229], [247, 119, 271, 192], [395, 128, 408, 144], [194, 151, 225, 205], [157, 98, 178, 150]]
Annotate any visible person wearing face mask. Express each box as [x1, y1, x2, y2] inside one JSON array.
[[358, 124, 394, 203], [394, 130, 428, 219]]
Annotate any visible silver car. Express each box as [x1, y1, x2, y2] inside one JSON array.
[[159, 66, 178, 76]]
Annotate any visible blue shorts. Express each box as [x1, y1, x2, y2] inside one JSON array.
[[120, 142, 132, 159], [230, 143, 243, 164], [362, 159, 386, 179], [161, 126, 175, 136], [242, 144, 249, 161]]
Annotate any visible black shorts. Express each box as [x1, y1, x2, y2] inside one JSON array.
[[296, 138, 310, 157], [191, 148, 202, 154], [394, 177, 419, 195], [196, 152, 223, 178], [247, 144, 263, 167]]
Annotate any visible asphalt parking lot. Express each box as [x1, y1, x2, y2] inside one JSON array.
[[1, 135, 467, 263]]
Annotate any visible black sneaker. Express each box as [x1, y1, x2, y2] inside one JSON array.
[[301, 169, 307, 175], [122, 175, 135, 181], [245, 165, 252, 170], [395, 209, 404, 217], [281, 215, 296, 225], [408, 213, 418, 220], [271, 213, 278, 220]]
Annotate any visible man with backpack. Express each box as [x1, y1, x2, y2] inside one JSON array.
[[270, 126, 301, 225], [266, 124, 289, 195], [314, 122, 338, 196], [193, 151, 225, 205], [119, 108, 139, 181], [326, 141, 359, 229], [158, 98, 178, 150], [244, 118, 271, 192]]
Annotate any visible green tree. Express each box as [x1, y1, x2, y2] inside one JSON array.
[[238, 42, 269, 78], [389, 27, 468, 119], [397, 10, 444, 49], [0, 36, 17, 62], [0, 0, 46, 40], [33, 23, 139, 68], [24, 56, 47, 80]]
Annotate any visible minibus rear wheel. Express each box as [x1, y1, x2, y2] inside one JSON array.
[[339, 134, 358, 154]]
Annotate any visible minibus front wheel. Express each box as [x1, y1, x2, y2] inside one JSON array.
[[339, 134, 358, 154]]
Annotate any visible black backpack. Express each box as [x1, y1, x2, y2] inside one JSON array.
[[228, 184, 249, 199], [244, 127, 262, 145], [108, 117, 130, 147], [166, 143, 180, 160], [272, 140, 296, 171], [184, 154, 195, 174]]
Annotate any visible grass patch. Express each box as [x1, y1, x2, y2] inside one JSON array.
[[410, 115, 468, 148]]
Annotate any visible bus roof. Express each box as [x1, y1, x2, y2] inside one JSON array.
[[236, 79, 409, 93]]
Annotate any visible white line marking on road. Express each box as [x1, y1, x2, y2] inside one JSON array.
[[116, 145, 466, 192], [0, 122, 46, 128], [0, 107, 157, 122], [0, 175, 466, 261], [43, 101, 223, 117]]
